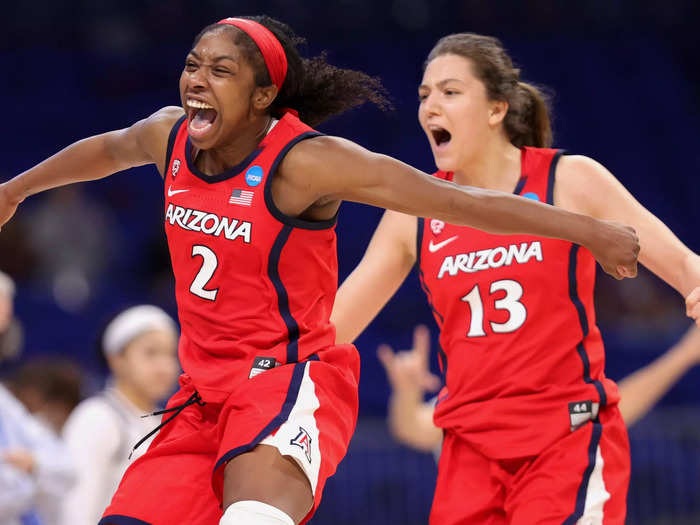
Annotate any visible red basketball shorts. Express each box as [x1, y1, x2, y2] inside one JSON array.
[[430, 405, 630, 525], [99, 345, 359, 525]]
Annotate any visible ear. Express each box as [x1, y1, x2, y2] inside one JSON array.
[[488, 99, 509, 126], [252, 85, 279, 112]]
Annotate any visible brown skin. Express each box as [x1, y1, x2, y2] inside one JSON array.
[[0, 30, 643, 523]]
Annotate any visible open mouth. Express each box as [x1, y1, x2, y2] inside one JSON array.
[[187, 99, 218, 139], [431, 127, 452, 148]]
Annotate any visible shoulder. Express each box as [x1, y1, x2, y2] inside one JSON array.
[[134, 106, 185, 141], [554, 154, 612, 213], [63, 396, 121, 437], [282, 135, 369, 170]]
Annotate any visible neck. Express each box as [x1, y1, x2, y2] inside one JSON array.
[[452, 132, 522, 192], [112, 379, 156, 413], [197, 115, 273, 174]]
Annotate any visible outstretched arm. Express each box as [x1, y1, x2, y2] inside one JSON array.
[[0, 106, 183, 230], [285, 136, 639, 281], [617, 324, 700, 426], [555, 155, 700, 324]]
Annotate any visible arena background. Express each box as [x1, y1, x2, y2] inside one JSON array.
[[1, 1, 699, 523]]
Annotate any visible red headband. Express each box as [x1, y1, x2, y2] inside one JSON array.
[[217, 17, 288, 91]]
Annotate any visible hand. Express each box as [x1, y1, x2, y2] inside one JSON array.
[[377, 325, 441, 395], [586, 219, 639, 280], [0, 182, 23, 232], [2, 449, 36, 474], [686, 287, 700, 327]]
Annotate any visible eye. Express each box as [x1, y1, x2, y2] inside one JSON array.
[[418, 92, 428, 102], [185, 60, 198, 71], [214, 67, 231, 75], [444, 89, 459, 96]]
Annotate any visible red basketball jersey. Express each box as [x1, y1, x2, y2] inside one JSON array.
[[163, 113, 341, 403], [418, 147, 619, 458]]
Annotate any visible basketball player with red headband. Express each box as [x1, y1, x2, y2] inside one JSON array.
[[0, 17, 640, 525]]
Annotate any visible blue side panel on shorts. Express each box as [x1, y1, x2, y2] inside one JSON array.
[[213, 362, 306, 473], [563, 421, 603, 524], [98, 514, 153, 525]]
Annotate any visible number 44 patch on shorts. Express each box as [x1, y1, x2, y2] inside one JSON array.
[[568, 400, 599, 432]]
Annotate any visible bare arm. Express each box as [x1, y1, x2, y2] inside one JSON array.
[[0, 106, 183, 229], [377, 326, 443, 451], [555, 155, 700, 323], [282, 136, 639, 280], [332, 210, 416, 344], [617, 324, 700, 426]]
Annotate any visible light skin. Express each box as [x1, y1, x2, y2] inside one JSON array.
[[380, 323, 700, 452], [331, 53, 700, 347], [107, 329, 180, 413], [0, 30, 642, 523]]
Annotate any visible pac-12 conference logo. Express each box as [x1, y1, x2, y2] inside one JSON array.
[[245, 165, 263, 187], [171, 159, 181, 178]]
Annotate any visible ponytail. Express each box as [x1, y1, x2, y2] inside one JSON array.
[[504, 82, 552, 148]]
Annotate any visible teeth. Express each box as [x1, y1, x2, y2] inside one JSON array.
[[187, 99, 214, 109]]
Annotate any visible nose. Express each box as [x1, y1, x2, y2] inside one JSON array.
[[187, 66, 209, 90], [421, 92, 441, 118]]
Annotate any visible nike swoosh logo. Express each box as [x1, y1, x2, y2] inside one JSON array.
[[168, 185, 189, 197], [428, 236, 459, 253]]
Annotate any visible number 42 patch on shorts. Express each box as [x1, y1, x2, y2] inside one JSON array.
[[249, 356, 277, 379]]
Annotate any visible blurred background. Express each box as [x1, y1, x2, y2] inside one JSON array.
[[1, 1, 699, 523]]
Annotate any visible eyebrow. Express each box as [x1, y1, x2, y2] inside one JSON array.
[[188, 50, 237, 62], [418, 78, 464, 90]]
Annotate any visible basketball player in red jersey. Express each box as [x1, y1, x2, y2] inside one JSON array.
[[331, 33, 700, 524], [0, 19, 639, 525]]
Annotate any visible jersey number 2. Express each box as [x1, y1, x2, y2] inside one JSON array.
[[461, 279, 526, 337], [190, 245, 219, 301]]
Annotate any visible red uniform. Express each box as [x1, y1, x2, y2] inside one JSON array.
[[418, 148, 629, 524], [100, 112, 360, 525]]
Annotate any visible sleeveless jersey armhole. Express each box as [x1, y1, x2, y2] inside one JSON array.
[[163, 115, 187, 179], [546, 149, 568, 206], [263, 131, 339, 231]]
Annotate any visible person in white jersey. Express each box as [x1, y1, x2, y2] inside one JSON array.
[[60, 305, 179, 525]]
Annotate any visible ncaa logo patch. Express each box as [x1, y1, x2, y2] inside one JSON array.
[[171, 159, 181, 179], [245, 165, 263, 187], [522, 192, 540, 201], [290, 426, 313, 463], [430, 219, 445, 235]]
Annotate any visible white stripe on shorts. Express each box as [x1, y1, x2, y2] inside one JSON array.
[[260, 362, 322, 494], [577, 446, 611, 525]]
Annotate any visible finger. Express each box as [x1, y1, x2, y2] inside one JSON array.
[[686, 288, 700, 316], [412, 325, 431, 361], [376, 345, 396, 371], [422, 372, 442, 392]]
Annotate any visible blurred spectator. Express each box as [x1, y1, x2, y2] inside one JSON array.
[[60, 305, 179, 525], [7, 359, 84, 434], [379, 323, 700, 454], [0, 273, 75, 525], [22, 186, 120, 313], [0, 271, 23, 364]]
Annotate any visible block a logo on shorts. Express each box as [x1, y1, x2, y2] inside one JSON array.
[[172, 158, 181, 179], [430, 219, 445, 235], [290, 426, 313, 463], [245, 165, 263, 187]]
